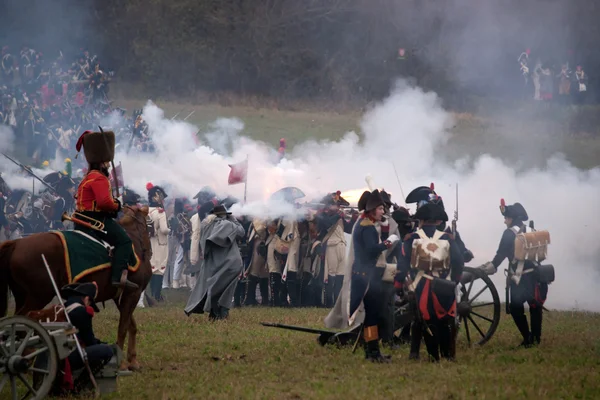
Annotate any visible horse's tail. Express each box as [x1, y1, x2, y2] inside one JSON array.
[[0, 240, 16, 318]]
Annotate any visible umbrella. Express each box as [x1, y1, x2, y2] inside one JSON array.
[[270, 186, 305, 203]]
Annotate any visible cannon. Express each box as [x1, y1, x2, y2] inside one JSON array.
[[262, 266, 502, 348]]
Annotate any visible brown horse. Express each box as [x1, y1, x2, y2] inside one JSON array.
[[0, 205, 152, 371]]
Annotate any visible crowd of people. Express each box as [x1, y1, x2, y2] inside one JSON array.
[[518, 49, 589, 103], [0, 45, 155, 167]]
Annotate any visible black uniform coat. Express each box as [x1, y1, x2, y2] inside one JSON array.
[[490, 224, 548, 306], [349, 217, 388, 326]]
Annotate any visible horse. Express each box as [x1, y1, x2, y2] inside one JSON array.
[[0, 205, 152, 371]]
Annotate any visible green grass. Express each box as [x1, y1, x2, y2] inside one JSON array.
[[72, 291, 600, 400], [115, 99, 600, 170]]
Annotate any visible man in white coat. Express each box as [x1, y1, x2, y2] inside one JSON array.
[[146, 183, 170, 301]]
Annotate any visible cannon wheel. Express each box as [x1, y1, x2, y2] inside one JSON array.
[[0, 316, 58, 400], [457, 266, 501, 346]]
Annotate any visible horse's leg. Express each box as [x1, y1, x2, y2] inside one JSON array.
[[127, 315, 141, 371], [11, 285, 26, 315], [114, 292, 138, 371]]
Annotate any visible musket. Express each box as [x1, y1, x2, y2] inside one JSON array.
[[98, 126, 120, 198], [1, 152, 58, 194], [452, 183, 458, 235], [261, 322, 337, 336], [260, 322, 360, 346], [41, 254, 100, 398], [183, 110, 195, 121], [391, 162, 406, 205]]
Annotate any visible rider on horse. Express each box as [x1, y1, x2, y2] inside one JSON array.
[[74, 129, 138, 289]]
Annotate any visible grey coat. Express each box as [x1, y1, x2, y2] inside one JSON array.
[[184, 214, 245, 315]]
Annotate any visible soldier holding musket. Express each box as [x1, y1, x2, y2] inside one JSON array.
[[349, 189, 399, 362], [479, 201, 551, 347]]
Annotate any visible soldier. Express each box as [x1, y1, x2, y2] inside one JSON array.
[[266, 187, 304, 307], [146, 182, 170, 301], [74, 130, 137, 289], [349, 189, 398, 362], [60, 282, 115, 393], [479, 201, 549, 347], [243, 218, 270, 306], [315, 191, 353, 307], [405, 184, 473, 262], [266, 215, 299, 307], [397, 203, 464, 362]]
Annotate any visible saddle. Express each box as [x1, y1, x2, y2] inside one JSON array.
[[73, 229, 114, 256]]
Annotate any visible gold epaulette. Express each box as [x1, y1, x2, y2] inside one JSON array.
[[360, 218, 374, 227]]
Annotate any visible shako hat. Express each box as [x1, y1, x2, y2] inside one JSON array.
[[75, 126, 115, 164]]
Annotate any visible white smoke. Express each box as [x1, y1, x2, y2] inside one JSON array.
[[1, 80, 597, 311], [117, 82, 600, 311], [0, 125, 16, 154]]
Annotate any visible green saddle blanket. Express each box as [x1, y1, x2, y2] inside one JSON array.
[[51, 230, 140, 283]]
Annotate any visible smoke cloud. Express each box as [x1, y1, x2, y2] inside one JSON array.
[[102, 80, 600, 311], [1, 79, 596, 311]]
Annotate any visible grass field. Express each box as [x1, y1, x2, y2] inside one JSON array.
[[74, 289, 600, 400]]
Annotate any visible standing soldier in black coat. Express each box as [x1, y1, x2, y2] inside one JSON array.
[[397, 203, 464, 362], [349, 189, 398, 362], [479, 201, 550, 347]]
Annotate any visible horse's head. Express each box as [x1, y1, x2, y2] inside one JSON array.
[[119, 205, 152, 262]]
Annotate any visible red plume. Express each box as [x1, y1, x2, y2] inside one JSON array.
[[336, 190, 341, 195], [146, 182, 154, 191], [500, 198, 506, 207], [430, 182, 435, 191], [75, 130, 93, 152]]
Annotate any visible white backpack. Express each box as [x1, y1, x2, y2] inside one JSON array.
[[410, 229, 451, 272]]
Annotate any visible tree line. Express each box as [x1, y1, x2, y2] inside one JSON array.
[[1, 0, 600, 105]]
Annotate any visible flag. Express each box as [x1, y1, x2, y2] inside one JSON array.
[[228, 159, 248, 185], [109, 162, 124, 188]]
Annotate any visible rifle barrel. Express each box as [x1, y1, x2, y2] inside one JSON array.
[[260, 322, 336, 336], [1, 153, 57, 193]]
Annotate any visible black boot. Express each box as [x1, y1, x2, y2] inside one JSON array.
[[333, 275, 344, 305], [300, 272, 312, 307], [219, 306, 230, 320], [243, 275, 259, 306], [150, 274, 163, 302], [269, 273, 282, 307], [409, 321, 422, 360], [234, 279, 245, 307], [324, 275, 335, 308], [439, 320, 454, 361], [530, 307, 543, 345], [286, 271, 299, 307], [364, 340, 391, 363], [423, 323, 440, 362], [111, 268, 139, 289], [511, 312, 532, 348], [259, 278, 269, 306]]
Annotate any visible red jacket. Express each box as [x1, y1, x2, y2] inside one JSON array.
[[76, 171, 119, 213]]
